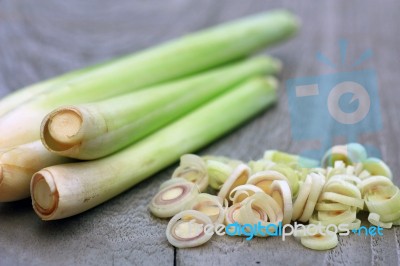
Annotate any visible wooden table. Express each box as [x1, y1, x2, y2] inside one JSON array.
[[0, 0, 399, 265]]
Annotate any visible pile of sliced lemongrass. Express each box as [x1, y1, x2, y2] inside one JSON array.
[[150, 143, 399, 250]]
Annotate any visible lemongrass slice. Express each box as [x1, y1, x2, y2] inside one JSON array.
[[317, 209, 357, 225], [361, 176, 393, 196], [247, 170, 287, 195], [269, 164, 299, 197], [238, 192, 283, 236], [321, 143, 367, 167], [149, 181, 199, 218], [323, 179, 361, 199], [309, 208, 357, 226], [292, 174, 312, 221], [217, 164, 250, 201], [315, 202, 350, 211], [225, 203, 242, 225], [300, 232, 338, 250], [229, 184, 264, 204], [172, 154, 208, 192], [166, 210, 213, 248], [328, 174, 362, 187], [299, 173, 325, 222], [270, 180, 292, 224], [186, 193, 224, 224], [205, 160, 233, 190], [364, 186, 400, 220], [368, 213, 393, 229], [362, 157, 393, 179], [319, 192, 364, 209]]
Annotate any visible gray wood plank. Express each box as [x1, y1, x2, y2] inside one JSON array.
[[0, 0, 399, 265]]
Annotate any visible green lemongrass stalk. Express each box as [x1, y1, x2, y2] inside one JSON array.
[[31, 77, 278, 220], [0, 10, 298, 148], [0, 141, 71, 202], [41, 56, 281, 160], [0, 63, 106, 118]]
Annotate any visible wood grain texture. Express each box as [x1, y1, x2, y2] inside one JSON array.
[[0, 0, 399, 265]]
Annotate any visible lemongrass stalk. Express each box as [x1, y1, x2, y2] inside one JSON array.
[[0, 10, 298, 148], [31, 77, 278, 220], [0, 64, 103, 117], [0, 141, 70, 202], [40, 57, 281, 159]]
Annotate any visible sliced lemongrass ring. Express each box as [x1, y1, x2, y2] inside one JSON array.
[[323, 179, 361, 199], [328, 174, 362, 187], [292, 174, 312, 221], [270, 180, 292, 224], [300, 232, 339, 250], [368, 213, 393, 229], [229, 184, 263, 204], [166, 210, 213, 248], [239, 192, 282, 236], [365, 186, 400, 218], [246, 170, 287, 195], [149, 181, 199, 218], [205, 160, 233, 190], [225, 203, 242, 225], [186, 193, 224, 224], [172, 154, 208, 192], [361, 176, 393, 196], [299, 173, 325, 222], [362, 157, 393, 179], [315, 202, 350, 211], [317, 209, 357, 225], [217, 164, 250, 201], [319, 192, 364, 209], [322, 145, 352, 167]]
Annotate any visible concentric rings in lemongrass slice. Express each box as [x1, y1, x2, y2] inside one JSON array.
[[166, 210, 213, 248], [238, 192, 283, 237], [172, 154, 208, 192], [149, 180, 199, 218], [217, 164, 250, 201]]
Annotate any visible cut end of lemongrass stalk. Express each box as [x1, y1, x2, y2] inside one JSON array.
[[41, 107, 85, 152], [0, 165, 3, 185], [31, 171, 59, 219]]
